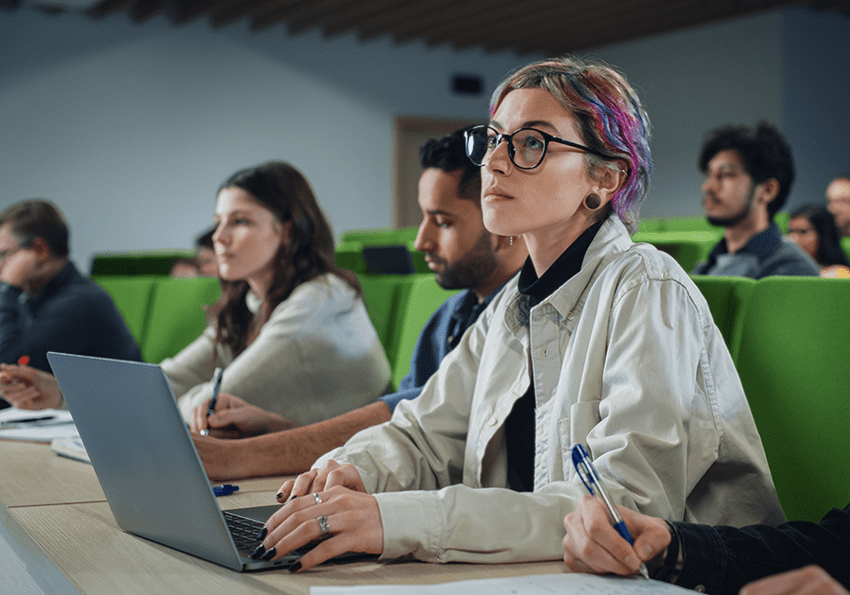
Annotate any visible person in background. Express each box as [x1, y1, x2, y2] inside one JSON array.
[[249, 56, 783, 572], [692, 122, 819, 279], [786, 204, 850, 278], [1, 163, 392, 428], [0, 199, 141, 409], [194, 226, 219, 277], [562, 493, 849, 595], [169, 256, 199, 278], [826, 174, 850, 239], [189, 129, 528, 480]]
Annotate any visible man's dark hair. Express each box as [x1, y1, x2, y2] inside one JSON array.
[[419, 128, 482, 203], [698, 121, 794, 218], [0, 199, 69, 257], [195, 226, 215, 249]]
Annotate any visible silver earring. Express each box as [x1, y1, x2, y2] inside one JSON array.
[[509, 236, 514, 246]]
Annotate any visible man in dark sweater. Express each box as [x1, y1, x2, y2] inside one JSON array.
[[0, 199, 141, 408]]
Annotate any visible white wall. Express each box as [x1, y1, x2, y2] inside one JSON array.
[[2, 7, 849, 271], [0, 10, 535, 271], [586, 12, 785, 218]]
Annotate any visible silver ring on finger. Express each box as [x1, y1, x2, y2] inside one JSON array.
[[313, 492, 322, 505], [318, 515, 330, 536]]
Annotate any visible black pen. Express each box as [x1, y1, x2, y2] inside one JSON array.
[[199, 367, 224, 436]]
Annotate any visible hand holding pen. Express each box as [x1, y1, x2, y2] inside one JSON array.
[[199, 367, 224, 437], [569, 443, 651, 579]]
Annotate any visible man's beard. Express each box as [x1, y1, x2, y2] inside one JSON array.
[[432, 231, 498, 291], [706, 185, 756, 228]]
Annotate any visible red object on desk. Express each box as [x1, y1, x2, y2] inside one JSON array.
[[17, 356, 29, 366]]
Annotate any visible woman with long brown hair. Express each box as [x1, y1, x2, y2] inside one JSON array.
[[164, 161, 391, 426]]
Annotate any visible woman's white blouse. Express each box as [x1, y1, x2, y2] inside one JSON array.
[[162, 273, 391, 426], [316, 217, 785, 564]]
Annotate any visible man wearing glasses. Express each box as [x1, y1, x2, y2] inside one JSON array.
[[0, 199, 141, 408]]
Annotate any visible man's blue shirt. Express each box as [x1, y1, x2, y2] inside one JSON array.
[[379, 281, 507, 412]]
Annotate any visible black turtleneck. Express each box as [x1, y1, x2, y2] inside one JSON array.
[[504, 219, 604, 492]]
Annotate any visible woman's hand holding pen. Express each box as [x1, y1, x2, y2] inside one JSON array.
[[0, 364, 63, 410], [190, 393, 297, 438], [562, 495, 671, 577], [252, 460, 383, 572]]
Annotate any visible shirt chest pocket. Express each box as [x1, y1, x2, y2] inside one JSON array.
[[559, 401, 602, 475]]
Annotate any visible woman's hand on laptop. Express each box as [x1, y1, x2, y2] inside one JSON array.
[[0, 364, 63, 410], [277, 459, 368, 501], [256, 462, 383, 571], [190, 393, 297, 438]]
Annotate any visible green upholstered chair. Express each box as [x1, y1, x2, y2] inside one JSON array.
[[735, 277, 850, 522], [358, 274, 417, 375], [634, 231, 721, 272], [140, 277, 221, 363], [660, 215, 716, 233], [841, 237, 850, 263], [690, 275, 755, 362], [774, 211, 790, 234], [335, 241, 368, 274], [390, 274, 459, 389], [92, 275, 159, 347]]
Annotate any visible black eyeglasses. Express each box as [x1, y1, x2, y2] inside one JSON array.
[[464, 125, 607, 170]]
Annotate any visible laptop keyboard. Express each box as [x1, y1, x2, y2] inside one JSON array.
[[223, 511, 265, 555]]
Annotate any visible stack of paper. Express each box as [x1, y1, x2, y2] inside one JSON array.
[[0, 408, 77, 441]]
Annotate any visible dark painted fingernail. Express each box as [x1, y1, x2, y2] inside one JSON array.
[[260, 547, 277, 561], [256, 527, 267, 541], [288, 561, 302, 573], [275, 492, 283, 500], [251, 544, 266, 560]]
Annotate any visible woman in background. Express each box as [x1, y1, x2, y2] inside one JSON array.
[[2, 161, 391, 429], [787, 204, 850, 278]]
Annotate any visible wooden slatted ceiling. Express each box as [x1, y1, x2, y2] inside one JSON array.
[[6, 0, 850, 55]]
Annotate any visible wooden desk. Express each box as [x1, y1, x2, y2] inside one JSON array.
[[1, 440, 563, 594]]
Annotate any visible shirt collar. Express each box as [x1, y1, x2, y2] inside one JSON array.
[[517, 219, 605, 306], [706, 222, 783, 263], [503, 216, 633, 332]]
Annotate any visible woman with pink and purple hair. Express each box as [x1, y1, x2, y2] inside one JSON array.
[[253, 56, 783, 570]]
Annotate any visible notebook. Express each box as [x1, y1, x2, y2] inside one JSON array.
[[46, 351, 298, 571], [362, 245, 416, 274]]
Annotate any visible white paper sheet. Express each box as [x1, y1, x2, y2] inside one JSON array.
[[311, 572, 694, 595], [0, 408, 76, 441]]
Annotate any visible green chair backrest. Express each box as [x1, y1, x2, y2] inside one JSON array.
[[358, 274, 417, 374], [634, 231, 721, 272], [842, 237, 850, 263], [92, 275, 159, 346], [735, 277, 850, 521], [141, 277, 221, 363], [340, 227, 418, 246], [774, 211, 790, 234], [659, 215, 715, 233], [335, 241, 367, 275], [391, 274, 459, 389], [690, 275, 755, 362]]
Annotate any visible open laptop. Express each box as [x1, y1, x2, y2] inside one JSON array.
[[362, 244, 415, 274], [47, 351, 298, 571]]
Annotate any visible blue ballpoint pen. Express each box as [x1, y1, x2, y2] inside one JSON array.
[[571, 443, 650, 580], [199, 367, 224, 437]]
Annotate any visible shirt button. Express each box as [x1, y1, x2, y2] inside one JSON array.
[[488, 417, 498, 426], [566, 312, 575, 321], [695, 586, 706, 593]]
